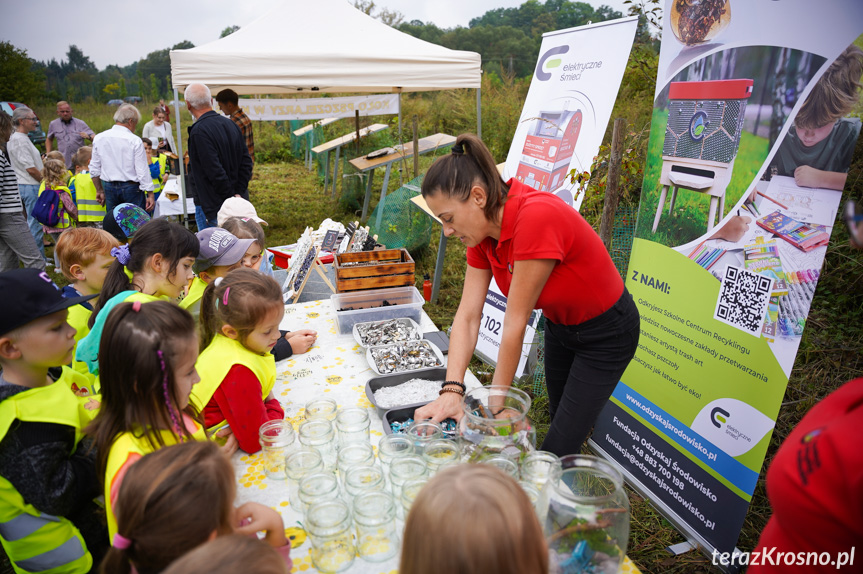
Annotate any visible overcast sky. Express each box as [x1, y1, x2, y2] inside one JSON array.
[[1, 0, 631, 69]]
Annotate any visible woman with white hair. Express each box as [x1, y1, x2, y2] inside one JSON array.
[[6, 106, 47, 263]]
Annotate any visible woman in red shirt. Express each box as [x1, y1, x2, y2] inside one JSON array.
[[415, 134, 640, 456]]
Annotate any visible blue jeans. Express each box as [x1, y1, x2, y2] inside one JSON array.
[[18, 184, 45, 259], [102, 180, 146, 220], [195, 205, 218, 230]]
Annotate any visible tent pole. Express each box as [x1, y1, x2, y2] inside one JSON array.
[[397, 91, 402, 142], [476, 87, 482, 139], [173, 87, 189, 229]]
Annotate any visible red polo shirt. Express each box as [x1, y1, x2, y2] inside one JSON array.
[[466, 179, 623, 325]]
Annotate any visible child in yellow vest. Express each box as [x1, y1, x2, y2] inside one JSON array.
[[40, 158, 77, 244], [0, 268, 107, 572], [195, 268, 291, 454], [69, 146, 106, 228], [142, 137, 168, 203], [45, 150, 73, 183], [85, 300, 237, 539], [100, 442, 292, 572], [55, 228, 120, 397], [180, 227, 254, 322], [76, 218, 199, 377]]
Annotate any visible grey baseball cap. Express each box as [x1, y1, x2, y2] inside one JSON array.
[[193, 228, 255, 273]]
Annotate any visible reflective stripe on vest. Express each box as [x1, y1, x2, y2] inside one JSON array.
[[193, 334, 276, 413], [71, 173, 105, 222], [0, 372, 92, 573]]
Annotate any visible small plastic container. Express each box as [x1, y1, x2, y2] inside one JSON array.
[[334, 407, 370, 448], [299, 418, 337, 472], [353, 491, 399, 562], [286, 447, 324, 508], [299, 472, 342, 518], [331, 286, 424, 335], [305, 397, 338, 421], [306, 499, 356, 573], [258, 420, 296, 480], [343, 464, 386, 502]]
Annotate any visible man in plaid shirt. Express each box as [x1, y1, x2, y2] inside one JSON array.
[[216, 89, 255, 162]]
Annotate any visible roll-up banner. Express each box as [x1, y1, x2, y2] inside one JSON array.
[[590, 0, 863, 561], [240, 94, 399, 121], [477, 16, 639, 376]]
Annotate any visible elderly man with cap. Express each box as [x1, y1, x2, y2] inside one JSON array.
[[90, 104, 154, 218], [46, 101, 95, 170]]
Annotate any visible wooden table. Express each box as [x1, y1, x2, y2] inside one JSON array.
[[293, 118, 341, 170], [311, 124, 389, 198], [348, 133, 456, 225]]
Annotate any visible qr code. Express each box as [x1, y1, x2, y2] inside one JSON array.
[[713, 265, 773, 336]]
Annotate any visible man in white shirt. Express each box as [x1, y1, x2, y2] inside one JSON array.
[[6, 107, 46, 262], [90, 104, 154, 219]]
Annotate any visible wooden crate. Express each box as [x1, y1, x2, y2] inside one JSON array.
[[334, 249, 415, 292]]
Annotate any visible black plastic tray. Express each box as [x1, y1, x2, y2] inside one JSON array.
[[365, 367, 447, 416], [381, 402, 432, 435]]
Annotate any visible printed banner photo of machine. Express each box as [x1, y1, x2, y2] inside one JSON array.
[[651, 79, 754, 233], [515, 109, 583, 206]]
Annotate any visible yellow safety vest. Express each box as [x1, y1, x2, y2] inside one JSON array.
[[179, 276, 207, 321], [0, 372, 94, 574], [149, 155, 167, 194], [192, 334, 276, 418], [104, 420, 206, 538], [70, 172, 105, 223], [66, 303, 99, 396], [37, 183, 73, 230]]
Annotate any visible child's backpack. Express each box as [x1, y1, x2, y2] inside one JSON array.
[[32, 187, 62, 227]]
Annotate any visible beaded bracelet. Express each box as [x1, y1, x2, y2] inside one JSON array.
[[439, 387, 465, 397], [443, 380, 466, 392]]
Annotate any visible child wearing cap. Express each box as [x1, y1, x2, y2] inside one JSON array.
[[217, 198, 277, 277], [0, 268, 108, 573], [55, 228, 120, 395], [180, 227, 256, 322]]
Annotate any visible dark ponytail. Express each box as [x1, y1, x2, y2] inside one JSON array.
[[421, 133, 509, 222], [91, 218, 199, 325]]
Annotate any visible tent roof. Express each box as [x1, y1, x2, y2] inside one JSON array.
[[169, 0, 482, 94]]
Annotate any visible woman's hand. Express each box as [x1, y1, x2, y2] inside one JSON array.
[[414, 391, 465, 423], [234, 501, 287, 548]]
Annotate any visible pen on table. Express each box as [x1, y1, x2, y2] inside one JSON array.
[[757, 191, 789, 209]]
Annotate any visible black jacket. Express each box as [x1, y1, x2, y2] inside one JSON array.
[[187, 110, 253, 219]]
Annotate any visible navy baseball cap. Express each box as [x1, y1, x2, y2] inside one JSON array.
[[0, 269, 96, 336]]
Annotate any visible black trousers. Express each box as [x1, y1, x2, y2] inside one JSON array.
[[540, 288, 640, 456]]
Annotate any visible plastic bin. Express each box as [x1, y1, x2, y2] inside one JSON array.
[[330, 286, 424, 335], [365, 367, 447, 416]]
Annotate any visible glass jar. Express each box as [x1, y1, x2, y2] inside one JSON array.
[[458, 385, 535, 462], [518, 480, 543, 523], [337, 442, 375, 487], [520, 450, 561, 490], [343, 464, 385, 502], [306, 499, 356, 573], [406, 420, 442, 455], [299, 418, 337, 472], [305, 397, 338, 421], [399, 476, 428, 521], [285, 447, 324, 508], [482, 455, 519, 478], [377, 434, 415, 487], [388, 455, 427, 501], [670, 0, 731, 46], [298, 472, 342, 518], [335, 407, 371, 448], [421, 440, 460, 475], [546, 455, 630, 574], [258, 420, 296, 480], [353, 491, 399, 562]]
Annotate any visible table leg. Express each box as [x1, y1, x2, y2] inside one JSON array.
[[707, 196, 718, 232], [361, 168, 375, 223], [332, 147, 341, 199], [432, 226, 447, 304], [652, 185, 669, 233], [375, 164, 393, 230], [323, 150, 330, 192]]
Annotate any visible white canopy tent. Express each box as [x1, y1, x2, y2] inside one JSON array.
[[167, 0, 482, 224]]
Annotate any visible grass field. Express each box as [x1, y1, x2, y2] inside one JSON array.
[[15, 93, 863, 574]]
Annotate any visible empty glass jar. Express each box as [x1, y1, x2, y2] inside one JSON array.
[[482, 455, 519, 478], [406, 420, 442, 455], [258, 419, 296, 479], [305, 397, 338, 421], [422, 439, 460, 475], [377, 434, 415, 487], [299, 418, 337, 472], [306, 499, 356, 573], [389, 455, 427, 501], [399, 476, 428, 521], [343, 464, 386, 503], [335, 407, 371, 448], [546, 455, 630, 574], [298, 472, 342, 518], [353, 491, 399, 562], [285, 447, 324, 508], [458, 385, 535, 462], [337, 442, 375, 487]]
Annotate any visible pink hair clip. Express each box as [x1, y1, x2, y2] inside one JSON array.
[[132, 301, 142, 312], [113, 533, 132, 549], [222, 287, 231, 306]]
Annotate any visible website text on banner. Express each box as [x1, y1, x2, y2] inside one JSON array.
[[241, 94, 399, 121], [590, 0, 863, 560], [476, 16, 638, 375]]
